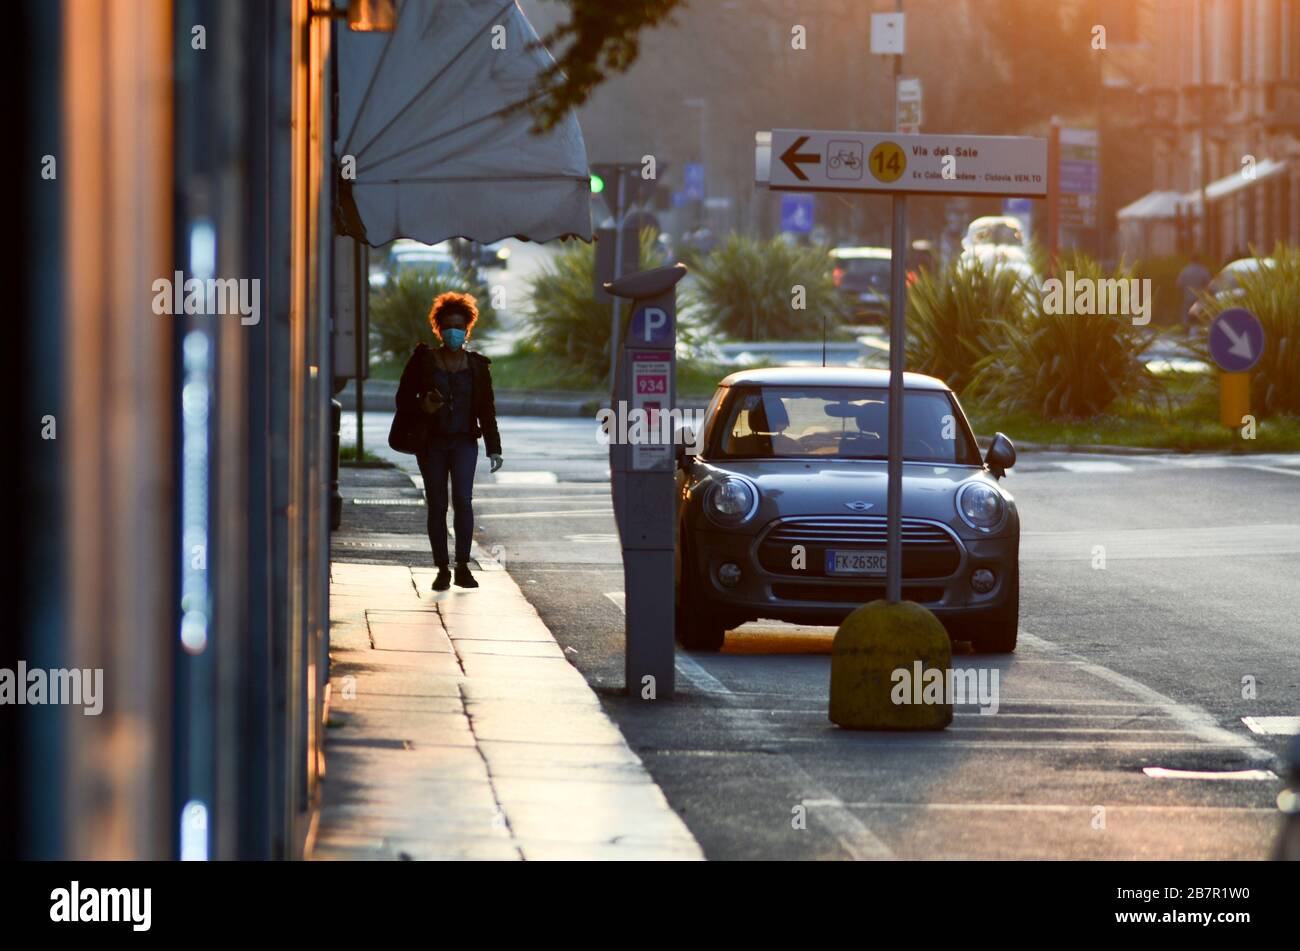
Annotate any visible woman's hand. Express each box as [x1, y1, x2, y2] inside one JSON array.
[[420, 390, 444, 415], [489, 454, 503, 473]]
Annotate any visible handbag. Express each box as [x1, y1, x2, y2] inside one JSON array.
[[388, 350, 441, 454]]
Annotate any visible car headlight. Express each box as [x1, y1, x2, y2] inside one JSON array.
[[705, 476, 759, 526], [956, 481, 1007, 533]]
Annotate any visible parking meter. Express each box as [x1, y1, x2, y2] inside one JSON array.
[[604, 263, 687, 701]]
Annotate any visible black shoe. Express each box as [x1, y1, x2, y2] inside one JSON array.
[[432, 567, 452, 591], [453, 564, 478, 588]]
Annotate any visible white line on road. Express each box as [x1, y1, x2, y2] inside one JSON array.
[[1241, 716, 1300, 736], [1244, 465, 1300, 478], [801, 800, 1277, 813], [476, 508, 612, 520], [1053, 461, 1133, 473], [1142, 767, 1278, 781], [1019, 630, 1272, 762], [672, 650, 897, 861], [603, 590, 894, 860]]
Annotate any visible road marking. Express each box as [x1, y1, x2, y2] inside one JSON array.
[[1052, 461, 1132, 473], [1142, 767, 1278, 781], [1019, 631, 1270, 760], [469, 495, 611, 504], [802, 801, 1277, 813], [476, 508, 612, 520], [603, 590, 893, 859], [673, 651, 896, 861], [492, 471, 558, 485], [1242, 716, 1300, 736], [1244, 465, 1300, 478]]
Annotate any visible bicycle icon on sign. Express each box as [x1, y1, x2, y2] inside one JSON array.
[[828, 149, 861, 171], [825, 140, 864, 180]]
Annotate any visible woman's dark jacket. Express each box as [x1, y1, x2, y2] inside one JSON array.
[[395, 343, 501, 456]]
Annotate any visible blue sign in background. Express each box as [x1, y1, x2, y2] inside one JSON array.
[[780, 194, 815, 234], [630, 303, 673, 345], [682, 163, 705, 201], [1209, 308, 1265, 373]]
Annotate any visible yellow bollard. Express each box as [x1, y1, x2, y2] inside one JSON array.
[[829, 600, 952, 730], [1220, 372, 1250, 429]]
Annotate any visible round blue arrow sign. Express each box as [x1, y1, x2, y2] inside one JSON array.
[[1209, 308, 1264, 373]]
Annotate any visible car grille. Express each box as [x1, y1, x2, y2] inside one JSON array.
[[770, 582, 945, 604], [757, 515, 961, 579]]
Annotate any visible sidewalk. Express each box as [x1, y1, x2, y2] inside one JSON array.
[[310, 465, 701, 860]]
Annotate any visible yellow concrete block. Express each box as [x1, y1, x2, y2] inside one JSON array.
[[829, 600, 952, 731], [1220, 372, 1250, 429]]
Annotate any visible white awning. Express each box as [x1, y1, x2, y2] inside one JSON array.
[[336, 0, 592, 246], [1116, 190, 1192, 221], [1191, 158, 1289, 204]]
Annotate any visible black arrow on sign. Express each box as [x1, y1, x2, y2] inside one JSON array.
[[779, 135, 820, 181]]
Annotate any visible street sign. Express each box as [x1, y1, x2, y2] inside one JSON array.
[[896, 77, 922, 135], [1209, 308, 1264, 373], [769, 129, 1048, 197], [683, 162, 705, 201], [780, 193, 815, 234]]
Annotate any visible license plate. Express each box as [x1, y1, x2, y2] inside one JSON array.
[[825, 549, 887, 576]]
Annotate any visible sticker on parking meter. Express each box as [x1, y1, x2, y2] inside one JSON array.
[[630, 305, 672, 345], [631, 351, 672, 470]]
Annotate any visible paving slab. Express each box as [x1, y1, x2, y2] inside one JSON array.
[[312, 476, 702, 861]]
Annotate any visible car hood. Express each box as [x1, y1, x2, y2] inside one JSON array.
[[693, 458, 1014, 537]]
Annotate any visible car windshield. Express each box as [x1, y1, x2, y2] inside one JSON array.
[[836, 257, 891, 287], [711, 385, 982, 464], [970, 223, 1023, 246]]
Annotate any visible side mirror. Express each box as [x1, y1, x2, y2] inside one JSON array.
[[985, 432, 1016, 479], [675, 426, 696, 470]]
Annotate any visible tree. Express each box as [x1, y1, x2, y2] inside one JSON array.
[[525, 1, 687, 132]]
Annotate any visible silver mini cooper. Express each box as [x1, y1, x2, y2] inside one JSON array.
[[675, 367, 1019, 653]]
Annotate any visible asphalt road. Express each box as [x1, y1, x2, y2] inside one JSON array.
[[349, 412, 1300, 859]]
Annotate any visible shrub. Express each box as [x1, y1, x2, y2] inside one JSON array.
[[523, 230, 663, 385], [906, 256, 1031, 393], [970, 252, 1158, 418], [1193, 242, 1300, 418], [689, 234, 848, 341], [369, 266, 497, 363]]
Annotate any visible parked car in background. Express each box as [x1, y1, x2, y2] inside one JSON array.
[[675, 366, 1020, 653], [830, 246, 892, 320], [1187, 256, 1276, 324]]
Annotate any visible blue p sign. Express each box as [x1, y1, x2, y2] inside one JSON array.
[[631, 305, 671, 345]]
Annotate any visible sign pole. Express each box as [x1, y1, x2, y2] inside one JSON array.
[[609, 171, 628, 386], [886, 194, 906, 604]]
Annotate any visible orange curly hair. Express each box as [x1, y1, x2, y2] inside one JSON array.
[[427, 291, 479, 342]]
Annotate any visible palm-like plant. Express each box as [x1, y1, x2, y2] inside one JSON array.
[[369, 266, 497, 363], [1192, 242, 1300, 417], [971, 252, 1158, 419], [906, 256, 1031, 394], [689, 234, 848, 341], [524, 230, 663, 385]]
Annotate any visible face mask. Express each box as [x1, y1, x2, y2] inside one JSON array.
[[442, 328, 466, 350]]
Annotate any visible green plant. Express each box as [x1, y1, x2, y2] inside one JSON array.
[[523, 229, 662, 385], [971, 252, 1158, 418], [368, 267, 497, 364], [905, 256, 1030, 394], [1192, 242, 1300, 418], [689, 234, 848, 341]]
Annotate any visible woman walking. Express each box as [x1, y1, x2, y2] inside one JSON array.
[[395, 291, 502, 590]]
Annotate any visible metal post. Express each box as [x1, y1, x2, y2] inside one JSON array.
[[886, 194, 907, 603], [354, 241, 365, 458], [608, 170, 628, 386], [885, 0, 906, 605]]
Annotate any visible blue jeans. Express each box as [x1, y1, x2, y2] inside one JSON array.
[[417, 434, 478, 566]]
